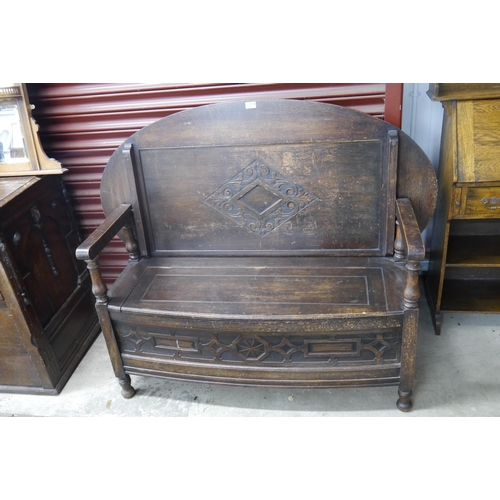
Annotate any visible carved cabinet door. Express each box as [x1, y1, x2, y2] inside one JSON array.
[[3, 183, 80, 327]]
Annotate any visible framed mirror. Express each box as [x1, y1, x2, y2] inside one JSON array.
[[0, 83, 63, 176]]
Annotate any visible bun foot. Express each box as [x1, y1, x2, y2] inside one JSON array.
[[397, 389, 413, 412], [119, 375, 136, 399]]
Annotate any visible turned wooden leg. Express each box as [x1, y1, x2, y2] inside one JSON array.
[[119, 375, 136, 399], [397, 260, 420, 412], [86, 257, 136, 399]]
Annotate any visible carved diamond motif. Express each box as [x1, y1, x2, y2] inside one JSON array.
[[203, 159, 318, 236], [237, 184, 283, 215]]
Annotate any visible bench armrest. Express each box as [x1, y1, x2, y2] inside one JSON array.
[[76, 204, 133, 261], [395, 198, 425, 262]]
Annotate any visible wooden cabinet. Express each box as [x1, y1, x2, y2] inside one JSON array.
[[0, 175, 100, 393], [425, 84, 500, 334]]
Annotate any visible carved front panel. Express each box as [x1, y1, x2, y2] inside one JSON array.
[[116, 323, 401, 366], [137, 140, 385, 255]]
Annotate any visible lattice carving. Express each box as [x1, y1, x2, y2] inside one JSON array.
[[203, 159, 318, 236], [117, 325, 401, 366]]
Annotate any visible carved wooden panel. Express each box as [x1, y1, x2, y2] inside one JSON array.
[[203, 159, 318, 237], [0, 175, 100, 393], [2, 185, 80, 326], [116, 324, 401, 366], [136, 140, 387, 255]]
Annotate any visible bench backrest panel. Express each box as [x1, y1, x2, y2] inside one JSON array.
[[100, 100, 435, 258]]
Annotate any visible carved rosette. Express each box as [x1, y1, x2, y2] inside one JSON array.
[[203, 159, 318, 236]]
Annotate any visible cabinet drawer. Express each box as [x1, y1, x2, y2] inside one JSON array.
[[462, 186, 500, 218]]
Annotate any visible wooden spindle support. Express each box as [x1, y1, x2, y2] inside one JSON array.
[[85, 257, 135, 398]]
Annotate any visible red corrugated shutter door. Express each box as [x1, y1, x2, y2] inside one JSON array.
[[27, 83, 403, 283]]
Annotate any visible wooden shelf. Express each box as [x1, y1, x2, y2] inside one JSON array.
[[446, 235, 500, 266], [440, 279, 500, 313]]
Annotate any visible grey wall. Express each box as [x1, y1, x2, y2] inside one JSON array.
[[401, 83, 445, 269]]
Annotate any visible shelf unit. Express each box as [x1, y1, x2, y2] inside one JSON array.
[[425, 84, 500, 334]]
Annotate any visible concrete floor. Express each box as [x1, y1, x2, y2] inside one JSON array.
[[1, 297, 499, 417]]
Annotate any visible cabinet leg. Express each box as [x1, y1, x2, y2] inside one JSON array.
[[429, 310, 442, 335], [424, 277, 442, 335], [434, 313, 442, 335], [119, 375, 136, 399]]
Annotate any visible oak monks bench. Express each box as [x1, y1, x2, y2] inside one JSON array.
[[76, 99, 437, 411]]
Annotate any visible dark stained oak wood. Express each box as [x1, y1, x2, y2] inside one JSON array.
[[0, 175, 100, 394], [77, 99, 437, 411], [75, 204, 133, 261], [396, 198, 425, 262]]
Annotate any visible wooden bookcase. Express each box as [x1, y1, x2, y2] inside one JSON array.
[[425, 83, 500, 334]]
